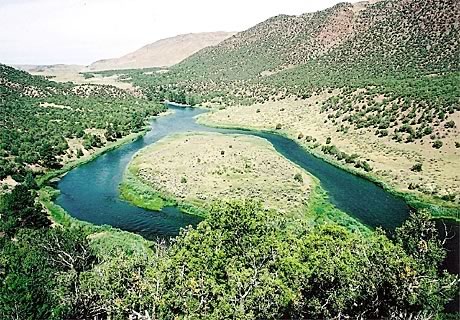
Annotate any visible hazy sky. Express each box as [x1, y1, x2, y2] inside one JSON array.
[[0, 0, 346, 66]]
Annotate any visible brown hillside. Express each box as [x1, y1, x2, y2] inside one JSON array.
[[88, 32, 236, 71]]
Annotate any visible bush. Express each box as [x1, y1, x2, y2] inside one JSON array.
[[294, 173, 303, 183], [355, 160, 372, 172], [275, 123, 282, 130], [411, 163, 423, 172], [432, 140, 443, 149], [444, 120, 455, 128], [345, 153, 359, 164]]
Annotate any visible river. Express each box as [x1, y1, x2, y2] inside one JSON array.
[[56, 105, 458, 300], [56, 104, 412, 236]]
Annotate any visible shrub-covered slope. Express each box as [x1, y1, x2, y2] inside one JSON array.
[[0, 64, 165, 182]]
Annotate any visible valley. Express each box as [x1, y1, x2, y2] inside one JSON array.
[[1, 0, 459, 318]]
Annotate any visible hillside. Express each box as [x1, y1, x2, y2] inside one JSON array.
[[13, 64, 85, 74], [1, 1, 459, 319], [0, 64, 165, 187], [88, 32, 236, 71], [128, 0, 458, 96]]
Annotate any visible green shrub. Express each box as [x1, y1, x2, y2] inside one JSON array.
[[432, 140, 443, 149], [411, 163, 423, 172], [294, 173, 303, 183]]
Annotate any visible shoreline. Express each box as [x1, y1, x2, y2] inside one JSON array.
[[163, 100, 192, 108], [38, 102, 459, 235], [196, 114, 460, 222]]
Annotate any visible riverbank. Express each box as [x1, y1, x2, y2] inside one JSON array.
[[36, 109, 175, 234], [38, 186, 157, 255], [35, 108, 179, 249], [120, 164, 367, 232], [197, 103, 460, 222], [163, 100, 192, 108]]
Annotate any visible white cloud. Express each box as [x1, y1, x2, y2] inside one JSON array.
[[0, 0, 346, 65]]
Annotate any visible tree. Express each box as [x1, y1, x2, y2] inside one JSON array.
[[104, 125, 115, 141], [0, 230, 58, 320], [0, 185, 50, 237], [395, 210, 445, 268], [294, 173, 303, 183], [39, 143, 60, 169], [432, 140, 443, 149], [23, 171, 38, 190]]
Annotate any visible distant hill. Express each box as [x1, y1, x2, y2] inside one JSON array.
[[14, 64, 84, 74], [88, 32, 236, 71]]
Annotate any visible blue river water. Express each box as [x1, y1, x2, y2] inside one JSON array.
[[57, 105, 412, 238]]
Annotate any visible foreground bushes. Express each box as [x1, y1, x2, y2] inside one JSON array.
[[0, 186, 457, 319]]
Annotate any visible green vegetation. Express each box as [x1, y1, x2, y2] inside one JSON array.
[[1, 184, 457, 319], [293, 172, 303, 183], [1, 0, 458, 318], [0, 64, 165, 182], [101, 0, 458, 152], [433, 140, 444, 149], [119, 170, 176, 211], [411, 163, 423, 172]]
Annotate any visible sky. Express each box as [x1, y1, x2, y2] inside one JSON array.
[[0, 0, 346, 66]]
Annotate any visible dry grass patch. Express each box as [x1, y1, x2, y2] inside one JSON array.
[[127, 132, 312, 214]]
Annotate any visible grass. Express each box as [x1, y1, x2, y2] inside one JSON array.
[[121, 154, 369, 232], [119, 170, 176, 211], [306, 184, 370, 234], [119, 168, 207, 217], [121, 132, 314, 216], [120, 131, 370, 233]]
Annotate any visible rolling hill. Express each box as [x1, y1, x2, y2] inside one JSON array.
[[87, 31, 236, 71]]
